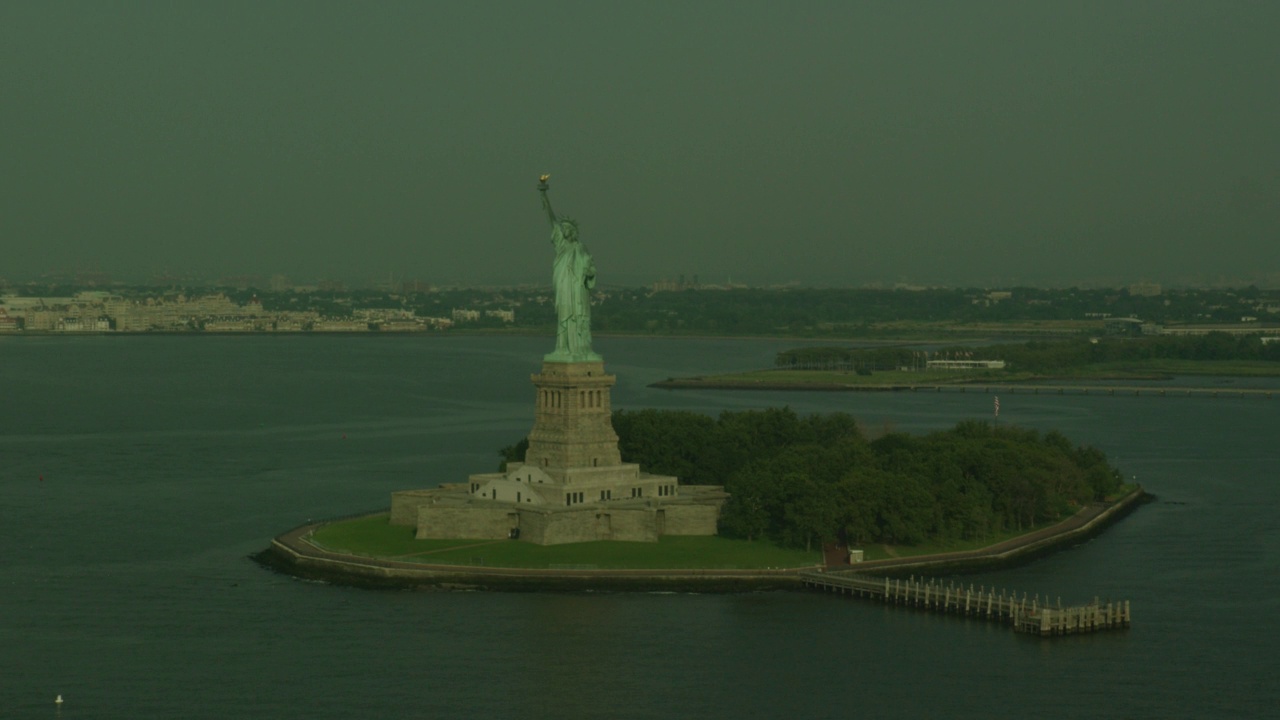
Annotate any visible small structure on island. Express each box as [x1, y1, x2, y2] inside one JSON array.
[[390, 176, 727, 544]]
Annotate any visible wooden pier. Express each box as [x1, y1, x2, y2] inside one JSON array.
[[801, 571, 1130, 637]]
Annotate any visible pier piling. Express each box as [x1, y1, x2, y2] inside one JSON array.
[[801, 572, 1130, 638]]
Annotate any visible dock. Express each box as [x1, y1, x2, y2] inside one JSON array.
[[801, 572, 1130, 637]]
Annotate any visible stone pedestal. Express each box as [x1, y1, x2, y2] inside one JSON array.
[[524, 361, 622, 477], [389, 357, 727, 544]]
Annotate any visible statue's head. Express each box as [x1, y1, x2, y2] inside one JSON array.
[[559, 218, 579, 242]]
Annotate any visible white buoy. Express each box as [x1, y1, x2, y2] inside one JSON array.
[[56, 694, 64, 704]]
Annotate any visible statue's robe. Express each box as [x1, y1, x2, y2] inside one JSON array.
[[550, 221, 597, 360]]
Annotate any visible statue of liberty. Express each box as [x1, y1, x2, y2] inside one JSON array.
[[538, 175, 601, 362]]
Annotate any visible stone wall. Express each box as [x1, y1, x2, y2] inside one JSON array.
[[417, 506, 514, 540], [390, 489, 438, 526], [606, 508, 661, 542], [518, 507, 662, 544], [396, 486, 726, 544], [661, 503, 721, 536]]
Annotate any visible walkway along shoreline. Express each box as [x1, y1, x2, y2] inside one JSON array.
[[253, 486, 1149, 593]]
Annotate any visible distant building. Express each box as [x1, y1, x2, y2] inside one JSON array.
[[651, 274, 701, 292], [485, 309, 515, 323], [1128, 282, 1162, 297], [451, 308, 480, 323], [1104, 317, 1144, 336], [422, 316, 454, 329], [926, 360, 1006, 370], [1156, 324, 1280, 337], [312, 319, 368, 332]]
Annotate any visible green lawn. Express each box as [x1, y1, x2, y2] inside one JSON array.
[[312, 514, 475, 556], [310, 513, 821, 569]]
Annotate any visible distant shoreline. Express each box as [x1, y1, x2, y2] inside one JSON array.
[[0, 329, 1069, 345]]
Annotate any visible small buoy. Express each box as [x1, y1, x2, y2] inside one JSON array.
[[56, 694, 63, 704], [342, 433, 347, 440]]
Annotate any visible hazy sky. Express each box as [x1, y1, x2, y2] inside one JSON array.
[[2, 1, 1277, 287]]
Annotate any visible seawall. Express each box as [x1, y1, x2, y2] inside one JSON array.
[[254, 486, 1148, 591]]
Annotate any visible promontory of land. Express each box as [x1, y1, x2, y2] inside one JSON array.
[[254, 486, 1147, 591], [258, 408, 1145, 591], [653, 335, 1280, 391]]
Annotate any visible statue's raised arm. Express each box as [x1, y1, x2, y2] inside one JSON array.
[[538, 174, 557, 227]]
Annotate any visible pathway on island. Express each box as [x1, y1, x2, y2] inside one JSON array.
[[824, 502, 1112, 572]]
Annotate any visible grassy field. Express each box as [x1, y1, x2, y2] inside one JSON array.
[[310, 514, 821, 569]]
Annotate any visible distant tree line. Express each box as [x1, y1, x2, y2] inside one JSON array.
[[501, 408, 1124, 550], [778, 333, 1280, 374]]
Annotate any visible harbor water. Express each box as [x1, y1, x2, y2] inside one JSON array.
[[2, 334, 1277, 718]]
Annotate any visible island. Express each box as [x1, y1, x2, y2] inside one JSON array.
[[653, 334, 1280, 392], [257, 407, 1146, 593], [253, 180, 1145, 638]]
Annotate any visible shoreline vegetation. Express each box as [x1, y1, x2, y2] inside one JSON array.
[[655, 335, 1280, 390]]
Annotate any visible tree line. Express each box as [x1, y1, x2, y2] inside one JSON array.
[[502, 408, 1124, 550]]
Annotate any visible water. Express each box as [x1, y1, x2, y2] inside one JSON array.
[[2, 334, 1277, 718]]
